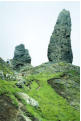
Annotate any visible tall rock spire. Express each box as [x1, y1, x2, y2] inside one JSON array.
[[48, 9, 73, 63]]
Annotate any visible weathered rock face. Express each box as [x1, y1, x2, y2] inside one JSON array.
[[12, 44, 31, 69], [0, 95, 36, 121], [0, 95, 17, 121], [48, 9, 73, 63]]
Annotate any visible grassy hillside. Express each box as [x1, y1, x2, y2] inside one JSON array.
[[24, 72, 80, 121], [0, 61, 80, 121]]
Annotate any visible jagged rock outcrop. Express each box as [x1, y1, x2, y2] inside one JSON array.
[[48, 9, 73, 63], [12, 44, 31, 69]]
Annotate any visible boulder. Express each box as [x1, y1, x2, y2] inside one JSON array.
[[12, 44, 31, 69], [0, 70, 4, 80], [48, 9, 73, 63], [16, 80, 25, 88], [17, 92, 39, 107]]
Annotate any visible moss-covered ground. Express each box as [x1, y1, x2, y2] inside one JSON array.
[[0, 61, 80, 121], [24, 72, 80, 121]]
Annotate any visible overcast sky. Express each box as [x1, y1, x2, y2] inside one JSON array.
[[0, 1, 80, 66]]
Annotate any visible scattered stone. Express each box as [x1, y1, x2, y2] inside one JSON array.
[[48, 9, 73, 63], [5, 73, 16, 81]]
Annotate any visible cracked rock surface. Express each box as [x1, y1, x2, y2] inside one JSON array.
[[48, 9, 73, 63]]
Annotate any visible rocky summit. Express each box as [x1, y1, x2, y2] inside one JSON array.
[[48, 9, 73, 63], [12, 44, 31, 69], [0, 9, 80, 121]]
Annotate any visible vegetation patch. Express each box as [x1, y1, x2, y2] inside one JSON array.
[[23, 72, 80, 121]]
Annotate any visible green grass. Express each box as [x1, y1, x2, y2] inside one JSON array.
[[0, 79, 22, 108], [23, 72, 80, 121], [0, 60, 80, 121]]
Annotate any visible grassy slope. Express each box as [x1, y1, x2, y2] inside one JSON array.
[[0, 79, 20, 108], [0, 61, 80, 121], [24, 72, 80, 121]]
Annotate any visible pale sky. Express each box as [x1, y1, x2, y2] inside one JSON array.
[[0, 1, 80, 66]]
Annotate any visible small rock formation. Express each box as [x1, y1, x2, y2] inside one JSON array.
[[0, 70, 4, 80], [16, 80, 26, 88], [17, 92, 39, 107], [12, 44, 31, 69], [48, 9, 73, 63]]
